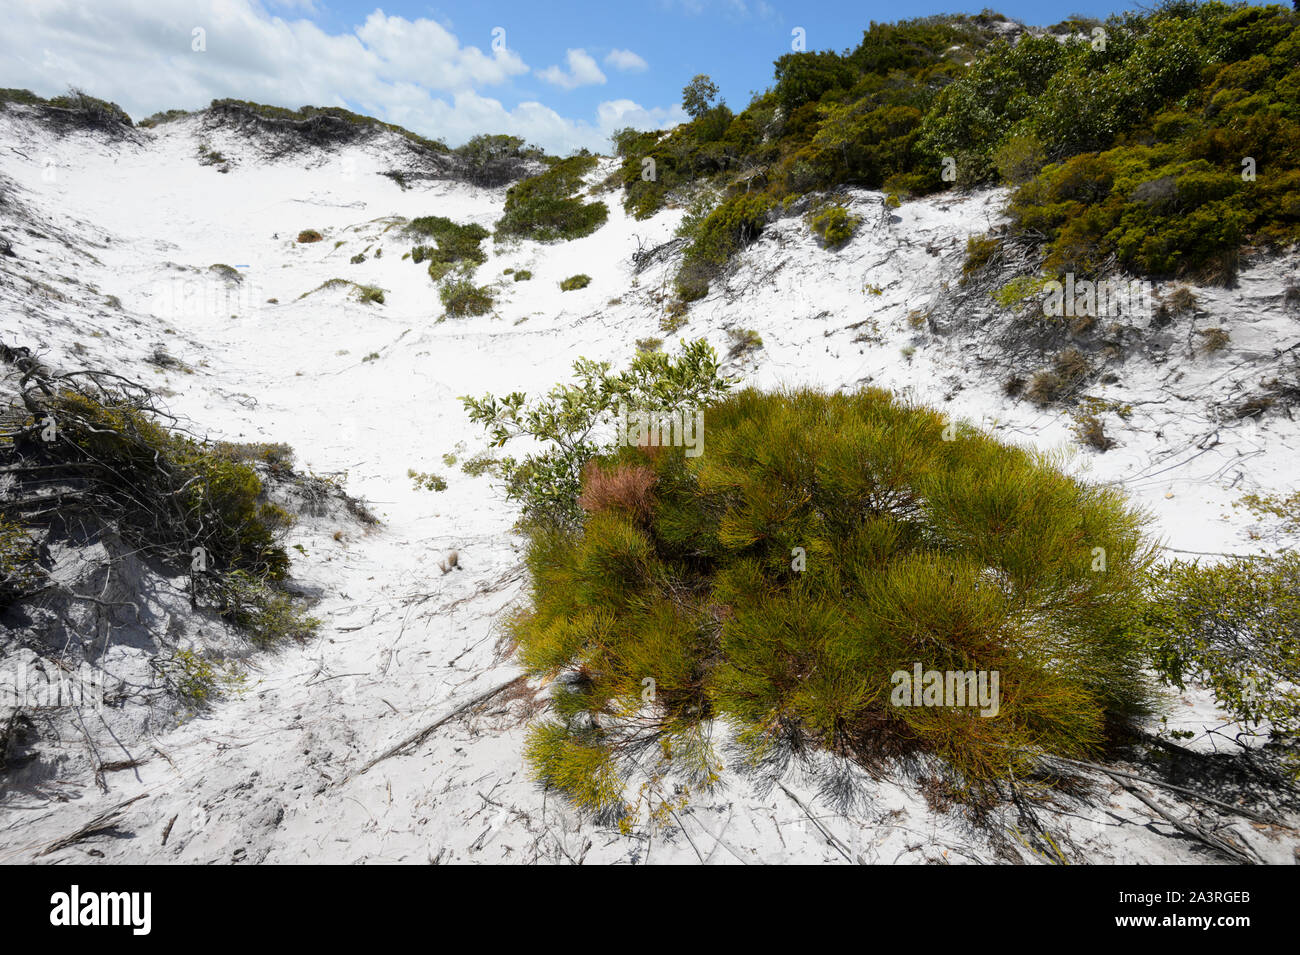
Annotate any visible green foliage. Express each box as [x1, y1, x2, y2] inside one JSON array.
[[560, 273, 592, 291], [44, 89, 134, 127], [49, 391, 293, 582], [213, 570, 320, 648], [613, 5, 1299, 283], [407, 216, 490, 277], [159, 648, 243, 707], [356, 284, 385, 305], [453, 134, 545, 185], [496, 155, 609, 242], [1140, 553, 1300, 773], [439, 277, 495, 317], [0, 88, 47, 108], [0, 519, 42, 607], [462, 339, 734, 531], [675, 193, 774, 301], [508, 387, 1158, 813], [460, 451, 498, 477], [682, 74, 721, 118], [512, 269, 533, 281], [806, 201, 861, 248], [408, 469, 448, 492]]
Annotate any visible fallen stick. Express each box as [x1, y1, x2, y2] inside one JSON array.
[[778, 783, 858, 864], [37, 794, 147, 857], [1102, 772, 1258, 865], [336, 675, 525, 786], [1045, 754, 1294, 830]]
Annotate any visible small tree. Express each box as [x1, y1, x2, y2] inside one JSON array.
[[462, 339, 732, 530], [682, 74, 720, 119]]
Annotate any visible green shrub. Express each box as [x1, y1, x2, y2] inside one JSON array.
[[560, 274, 591, 291], [356, 285, 385, 305], [0, 518, 42, 607], [1140, 554, 1300, 775], [463, 339, 733, 531], [439, 277, 494, 317], [806, 202, 861, 248], [460, 452, 498, 477], [513, 269, 533, 282], [508, 387, 1158, 814], [408, 469, 448, 492], [675, 193, 774, 301], [46, 391, 293, 581], [406, 216, 490, 277], [496, 155, 609, 242]]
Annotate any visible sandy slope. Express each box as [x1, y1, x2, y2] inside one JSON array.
[[1, 109, 1297, 864]]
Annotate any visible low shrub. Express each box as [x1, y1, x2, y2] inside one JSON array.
[[408, 469, 448, 492], [560, 274, 591, 291], [510, 387, 1158, 814], [439, 277, 494, 317], [297, 230, 324, 243], [675, 193, 774, 301], [1140, 554, 1300, 776], [407, 216, 490, 278], [807, 202, 861, 248], [496, 155, 609, 243]]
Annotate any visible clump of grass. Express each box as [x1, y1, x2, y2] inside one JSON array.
[[297, 229, 324, 243], [1072, 412, 1114, 451], [636, 337, 663, 354], [726, 328, 764, 357], [659, 300, 688, 334], [1026, 370, 1065, 406], [560, 273, 591, 291], [513, 269, 533, 282], [1196, 327, 1229, 354]]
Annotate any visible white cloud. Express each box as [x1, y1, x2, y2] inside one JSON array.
[[604, 48, 648, 72], [537, 49, 607, 90], [0, 0, 681, 154]]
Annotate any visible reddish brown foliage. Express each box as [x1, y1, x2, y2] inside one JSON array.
[[578, 462, 657, 521]]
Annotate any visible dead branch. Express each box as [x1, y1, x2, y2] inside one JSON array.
[[36, 793, 147, 857], [337, 675, 526, 785]]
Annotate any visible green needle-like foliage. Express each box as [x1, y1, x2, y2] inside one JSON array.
[[510, 387, 1159, 814]]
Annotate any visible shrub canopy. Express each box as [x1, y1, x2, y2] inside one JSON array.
[[512, 388, 1158, 813]]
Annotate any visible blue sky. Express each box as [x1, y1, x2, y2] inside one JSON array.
[[2, 0, 1146, 154]]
